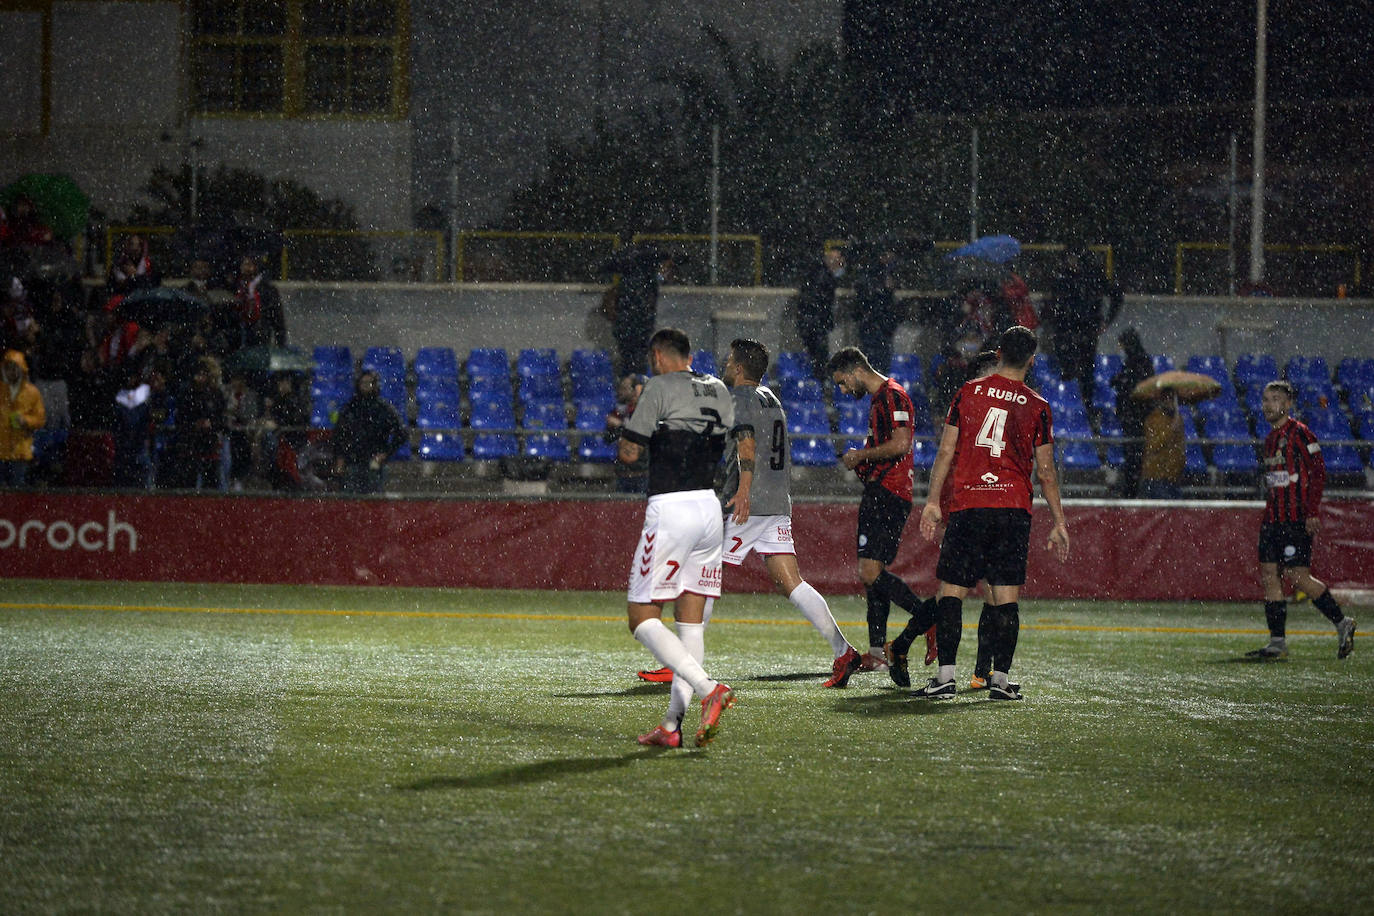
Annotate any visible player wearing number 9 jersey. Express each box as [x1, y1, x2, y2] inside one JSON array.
[[916, 326, 1070, 701]]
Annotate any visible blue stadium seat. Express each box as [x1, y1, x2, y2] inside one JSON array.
[[1186, 354, 1229, 383], [1094, 352, 1123, 383], [781, 376, 825, 407], [1151, 354, 1175, 374], [909, 433, 937, 470], [1180, 406, 1207, 475], [572, 401, 616, 462], [469, 372, 513, 401], [1047, 380, 1088, 416], [415, 377, 460, 409], [1096, 408, 1125, 467], [470, 396, 519, 460], [519, 373, 564, 405], [362, 347, 405, 382], [889, 352, 922, 381], [415, 402, 464, 462], [414, 346, 458, 381], [1203, 408, 1257, 473], [517, 347, 560, 380], [569, 349, 615, 402], [1233, 353, 1278, 389], [467, 348, 510, 381], [313, 345, 353, 381], [1306, 409, 1364, 474], [1336, 357, 1374, 393], [835, 399, 867, 450], [1285, 355, 1330, 388], [774, 351, 812, 381], [470, 433, 518, 460], [692, 350, 718, 376], [378, 379, 407, 417], [522, 401, 570, 461]]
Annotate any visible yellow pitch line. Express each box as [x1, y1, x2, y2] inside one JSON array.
[[0, 601, 1329, 636]]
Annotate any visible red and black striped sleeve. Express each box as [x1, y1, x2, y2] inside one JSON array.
[[1294, 423, 1326, 517]]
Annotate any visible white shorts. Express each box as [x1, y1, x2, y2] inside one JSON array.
[[722, 514, 795, 566], [627, 489, 725, 604]]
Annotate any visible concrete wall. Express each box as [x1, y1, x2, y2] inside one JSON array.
[[279, 282, 1374, 370]]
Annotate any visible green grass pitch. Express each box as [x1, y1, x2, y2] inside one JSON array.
[[1, 579, 1370, 913]]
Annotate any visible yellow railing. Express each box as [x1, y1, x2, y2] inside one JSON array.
[[630, 232, 764, 287], [1174, 241, 1360, 295], [454, 230, 621, 284]]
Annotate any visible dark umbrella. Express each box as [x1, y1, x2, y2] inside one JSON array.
[[0, 173, 91, 241], [224, 345, 313, 375], [116, 285, 210, 327]]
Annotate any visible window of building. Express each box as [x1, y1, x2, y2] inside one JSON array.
[[190, 0, 406, 117]]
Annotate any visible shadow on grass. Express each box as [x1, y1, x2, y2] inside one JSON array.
[[555, 684, 669, 698], [1209, 655, 1290, 665], [398, 748, 703, 791], [749, 672, 827, 682]]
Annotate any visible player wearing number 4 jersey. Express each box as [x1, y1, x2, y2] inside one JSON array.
[[1247, 380, 1355, 660], [620, 328, 738, 748], [917, 326, 1070, 701]]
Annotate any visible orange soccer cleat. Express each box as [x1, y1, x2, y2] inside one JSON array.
[[637, 724, 683, 748], [695, 684, 736, 747], [823, 647, 862, 688], [637, 666, 674, 683]]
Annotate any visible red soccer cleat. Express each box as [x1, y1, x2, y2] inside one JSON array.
[[637, 666, 674, 683], [858, 651, 888, 673], [924, 626, 938, 666], [823, 646, 862, 688], [637, 724, 683, 748], [695, 684, 736, 747]]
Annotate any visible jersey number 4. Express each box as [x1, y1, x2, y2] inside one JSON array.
[[975, 407, 1008, 457]]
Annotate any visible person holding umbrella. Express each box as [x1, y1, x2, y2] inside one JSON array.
[[1139, 390, 1185, 499]]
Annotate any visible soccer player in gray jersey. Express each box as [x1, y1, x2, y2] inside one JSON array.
[[620, 328, 738, 748], [716, 338, 863, 688]]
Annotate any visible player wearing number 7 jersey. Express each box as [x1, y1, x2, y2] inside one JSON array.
[[916, 326, 1070, 701], [620, 328, 738, 747]]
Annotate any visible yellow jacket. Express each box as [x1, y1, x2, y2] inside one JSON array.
[[2, 350, 46, 462]]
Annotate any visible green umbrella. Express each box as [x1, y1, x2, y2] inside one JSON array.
[[1, 173, 91, 241], [224, 345, 315, 374]]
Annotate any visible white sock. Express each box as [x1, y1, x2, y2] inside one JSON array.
[[990, 670, 1009, 689], [788, 581, 849, 657], [1270, 636, 1287, 647], [633, 618, 715, 697], [664, 621, 705, 730], [938, 664, 956, 684]]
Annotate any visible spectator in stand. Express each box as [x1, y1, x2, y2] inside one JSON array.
[[1, 276, 40, 356], [1, 349, 46, 487], [223, 371, 260, 491], [0, 196, 55, 248], [1109, 328, 1155, 498], [1043, 245, 1123, 414], [30, 282, 85, 383], [106, 234, 160, 299], [331, 369, 406, 494], [1139, 390, 1185, 499], [794, 247, 846, 381], [261, 372, 310, 489], [112, 365, 155, 489], [599, 240, 677, 377], [604, 372, 648, 493], [234, 254, 286, 348], [852, 238, 902, 378], [162, 355, 226, 490]]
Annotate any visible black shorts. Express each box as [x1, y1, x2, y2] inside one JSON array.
[[936, 508, 1033, 588], [1258, 521, 1313, 568], [856, 484, 911, 566]]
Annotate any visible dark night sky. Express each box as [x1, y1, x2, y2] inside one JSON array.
[[844, 0, 1374, 121]]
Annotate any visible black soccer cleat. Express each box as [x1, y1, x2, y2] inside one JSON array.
[[910, 677, 956, 700], [989, 683, 1024, 701], [1337, 618, 1356, 660], [883, 641, 910, 689]]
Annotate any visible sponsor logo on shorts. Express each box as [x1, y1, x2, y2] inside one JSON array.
[[697, 565, 722, 590], [776, 525, 792, 542]]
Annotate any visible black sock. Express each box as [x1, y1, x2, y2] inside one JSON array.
[[1264, 600, 1287, 639], [935, 596, 963, 667], [892, 597, 937, 655], [876, 570, 922, 614], [974, 603, 994, 677], [991, 602, 1020, 674], [866, 585, 891, 649], [1313, 589, 1343, 625]]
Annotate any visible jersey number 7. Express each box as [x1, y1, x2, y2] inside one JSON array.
[[976, 407, 1008, 458]]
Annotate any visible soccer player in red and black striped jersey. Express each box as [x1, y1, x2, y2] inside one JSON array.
[[1248, 380, 1356, 659], [917, 326, 1070, 700], [828, 346, 938, 685]]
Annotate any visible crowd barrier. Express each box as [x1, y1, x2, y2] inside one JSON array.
[[3, 493, 1372, 602]]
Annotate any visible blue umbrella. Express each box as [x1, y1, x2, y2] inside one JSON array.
[[945, 235, 1021, 264]]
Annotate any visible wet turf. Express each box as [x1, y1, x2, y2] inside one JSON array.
[[1, 579, 1370, 913]]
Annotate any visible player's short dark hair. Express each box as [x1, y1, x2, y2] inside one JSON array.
[[826, 346, 874, 375], [996, 326, 1038, 369], [1264, 379, 1296, 402], [971, 350, 1000, 377], [649, 327, 691, 358], [730, 338, 769, 382]]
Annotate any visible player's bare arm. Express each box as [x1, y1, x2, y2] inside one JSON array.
[[920, 424, 959, 541], [728, 430, 755, 525], [1034, 441, 1070, 561], [841, 425, 913, 470]]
